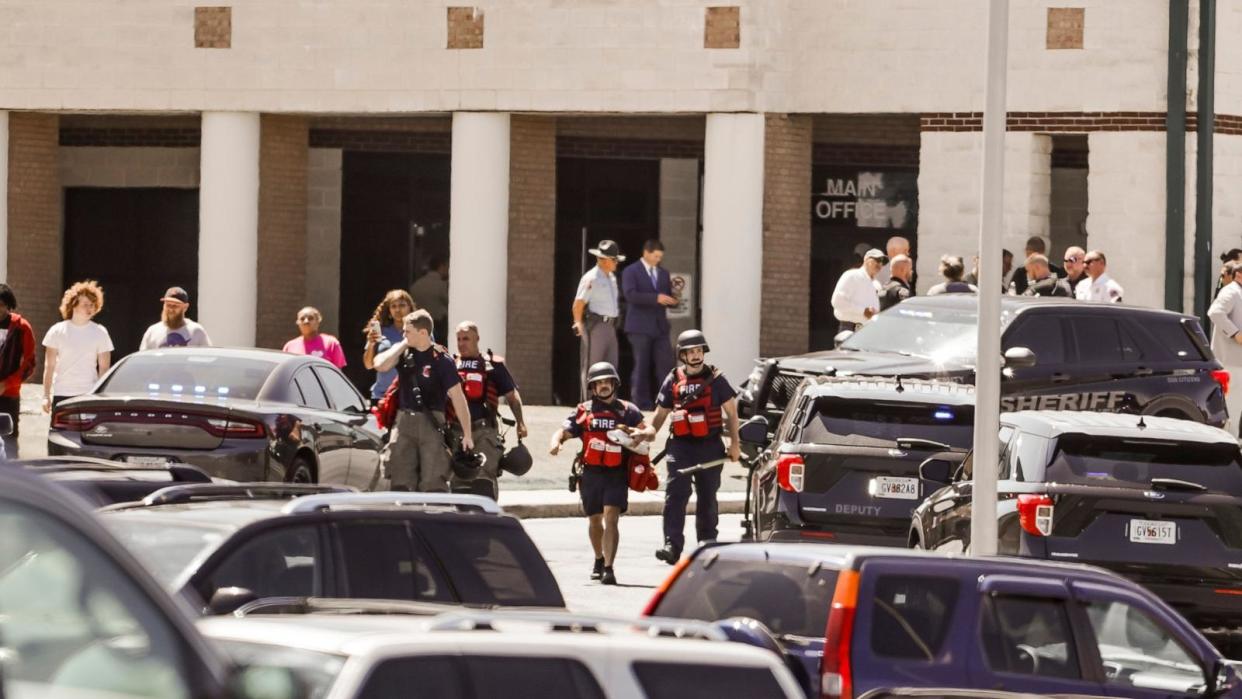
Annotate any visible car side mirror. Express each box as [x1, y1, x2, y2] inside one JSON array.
[[833, 330, 854, 349], [918, 458, 955, 485], [1208, 659, 1242, 697], [739, 416, 770, 447], [230, 663, 309, 699], [1002, 346, 1037, 369], [0, 413, 13, 437], [208, 586, 258, 616]]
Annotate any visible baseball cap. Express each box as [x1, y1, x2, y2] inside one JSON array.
[[864, 249, 889, 264], [160, 286, 190, 304]]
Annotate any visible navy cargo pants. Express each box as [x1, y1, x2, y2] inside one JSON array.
[[662, 436, 725, 551]]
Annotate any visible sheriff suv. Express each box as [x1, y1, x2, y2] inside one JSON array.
[[739, 296, 1228, 436], [912, 411, 1242, 629], [742, 376, 972, 545]]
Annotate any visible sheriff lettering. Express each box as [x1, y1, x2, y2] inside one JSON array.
[[999, 391, 1127, 413]]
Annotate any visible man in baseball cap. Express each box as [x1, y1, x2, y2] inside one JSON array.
[[139, 286, 212, 350], [572, 240, 625, 400]]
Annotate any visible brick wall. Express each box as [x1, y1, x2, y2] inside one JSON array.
[[7, 113, 62, 353], [506, 116, 556, 403], [920, 112, 1169, 133], [255, 115, 309, 349], [761, 114, 811, 357]]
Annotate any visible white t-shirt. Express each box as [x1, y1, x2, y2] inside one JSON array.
[[140, 319, 212, 350], [43, 320, 114, 396]]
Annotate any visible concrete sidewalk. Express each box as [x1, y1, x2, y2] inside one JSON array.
[[498, 488, 746, 519]]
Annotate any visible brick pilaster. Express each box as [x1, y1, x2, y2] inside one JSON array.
[[256, 115, 308, 349], [506, 116, 556, 403], [761, 114, 812, 358], [8, 112, 62, 354]]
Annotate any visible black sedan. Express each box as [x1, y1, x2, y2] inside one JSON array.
[[48, 347, 384, 489]]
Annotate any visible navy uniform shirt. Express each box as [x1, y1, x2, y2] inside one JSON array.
[[656, 369, 737, 413], [397, 346, 460, 412], [458, 354, 518, 422], [562, 398, 644, 439]]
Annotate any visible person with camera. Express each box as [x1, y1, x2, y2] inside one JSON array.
[[549, 361, 653, 585], [373, 309, 473, 492]]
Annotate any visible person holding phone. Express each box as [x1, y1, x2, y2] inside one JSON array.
[[363, 290, 416, 405]]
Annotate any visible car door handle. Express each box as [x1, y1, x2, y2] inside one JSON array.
[[1134, 366, 1153, 377], [1050, 372, 1070, 383]]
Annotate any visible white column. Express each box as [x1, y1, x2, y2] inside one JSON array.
[[702, 113, 765, 383], [448, 112, 510, 355], [0, 111, 9, 281], [198, 112, 260, 346]]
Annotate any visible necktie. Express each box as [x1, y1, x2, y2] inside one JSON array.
[[650, 267, 658, 289]]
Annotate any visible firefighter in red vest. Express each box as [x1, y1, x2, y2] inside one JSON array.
[[549, 361, 653, 585], [447, 321, 528, 500], [651, 329, 741, 564]]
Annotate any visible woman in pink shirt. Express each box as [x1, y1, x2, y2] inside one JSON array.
[[283, 306, 347, 368]]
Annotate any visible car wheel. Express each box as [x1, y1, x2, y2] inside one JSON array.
[[286, 456, 316, 484]]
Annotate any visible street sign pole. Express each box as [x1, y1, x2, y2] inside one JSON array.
[[971, 0, 1009, 557]]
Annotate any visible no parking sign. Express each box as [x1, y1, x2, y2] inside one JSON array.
[[668, 273, 692, 319]]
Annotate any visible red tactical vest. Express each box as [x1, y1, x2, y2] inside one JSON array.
[[575, 401, 626, 468], [446, 353, 501, 425], [669, 366, 722, 439]]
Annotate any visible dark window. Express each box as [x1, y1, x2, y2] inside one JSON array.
[[869, 576, 960, 660], [200, 525, 321, 600], [1069, 318, 1126, 363], [650, 557, 839, 638], [801, 398, 974, 449], [359, 656, 466, 699], [1083, 599, 1205, 693], [336, 521, 451, 602], [464, 657, 605, 699], [1048, 435, 1242, 492], [981, 596, 1080, 679], [633, 662, 786, 699], [100, 354, 277, 400], [293, 367, 330, 410], [1118, 323, 1144, 361], [1003, 315, 1066, 365], [314, 366, 367, 413], [416, 519, 564, 607], [1147, 319, 1208, 361]]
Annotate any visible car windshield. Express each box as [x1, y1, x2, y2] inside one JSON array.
[[100, 353, 278, 401], [1048, 436, 1242, 492], [102, 516, 226, 586], [840, 304, 997, 364], [212, 639, 345, 699]]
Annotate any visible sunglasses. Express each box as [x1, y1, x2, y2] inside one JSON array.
[[1085, 258, 1103, 264], [1064, 257, 1082, 263], [296, 316, 317, 322]]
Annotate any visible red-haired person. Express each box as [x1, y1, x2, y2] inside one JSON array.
[[42, 281, 114, 413]]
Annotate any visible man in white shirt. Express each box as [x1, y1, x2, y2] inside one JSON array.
[[1208, 261, 1242, 435], [832, 249, 886, 332], [1075, 250, 1124, 303]]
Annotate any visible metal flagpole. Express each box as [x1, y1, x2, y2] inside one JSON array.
[[971, 0, 1009, 557]]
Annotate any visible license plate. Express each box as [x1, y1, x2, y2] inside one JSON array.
[[871, 476, 919, 500], [1129, 519, 1176, 545], [125, 455, 171, 467]]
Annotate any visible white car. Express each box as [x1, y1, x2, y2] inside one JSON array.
[[199, 608, 805, 699]]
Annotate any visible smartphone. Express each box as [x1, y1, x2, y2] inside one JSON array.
[[369, 320, 381, 335]]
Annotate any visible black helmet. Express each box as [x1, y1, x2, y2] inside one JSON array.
[[499, 442, 533, 477], [451, 448, 485, 481], [586, 362, 620, 386], [676, 329, 710, 354]]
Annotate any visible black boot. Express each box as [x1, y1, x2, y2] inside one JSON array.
[[600, 566, 617, 585], [655, 542, 681, 565], [590, 557, 605, 581]]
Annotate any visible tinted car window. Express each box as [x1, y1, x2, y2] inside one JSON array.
[[101, 353, 277, 400], [633, 662, 785, 699], [465, 656, 605, 699], [293, 367, 331, 410], [416, 519, 564, 607], [336, 521, 452, 602], [801, 399, 973, 449], [869, 576, 959, 660], [314, 366, 366, 413], [200, 525, 321, 600], [359, 656, 466, 699], [1003, 315, 1065, 365], [1070, 318, 1127, 363], [651, 557, 838, 638], [981, 596, 1080, 679], [1049, 435, 1242, 492], [1083, 599, 1205, 694], [1146, 319, 1208, 361]]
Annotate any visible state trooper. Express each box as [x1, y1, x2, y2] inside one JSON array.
[[572, 240, 624, 400], [549, 361, 653, 585], [446, 321, 529, 500], [1021, 254, 1073, 298], [373, 309, 473, 492], [651, 330, 741, 564]]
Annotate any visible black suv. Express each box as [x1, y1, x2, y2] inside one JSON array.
[[740, 296, 1228, 433], [912, 411, 1242, 628], [744, 376, 972, 545], [99, 484, 565, 614]]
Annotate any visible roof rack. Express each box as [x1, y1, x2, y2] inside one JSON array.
[[282, 492, 503, 515], [135, 483, 356, 507], [424, 610, 728, 641], [234, 596, 477, 618]]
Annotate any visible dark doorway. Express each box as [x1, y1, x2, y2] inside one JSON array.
[[339, 152, 450, 390], [63, 188, 199, 360], [554, 158, 660, 406], [809, 166, 919, 351]]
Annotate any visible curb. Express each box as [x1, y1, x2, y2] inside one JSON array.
[[501, 493, 746, 519]]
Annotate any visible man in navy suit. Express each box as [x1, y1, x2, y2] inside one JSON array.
[[621, 239, 678, 410]]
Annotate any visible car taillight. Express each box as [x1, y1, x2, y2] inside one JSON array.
[[821, 570, 859, 699], [1017, 494, 1055, 537], [776, 454, 805, 493], [52, 411, 97, 431], [205, 417, 266, 438], [1212, 369, 1231, 397], [641, 555, 692, 616]]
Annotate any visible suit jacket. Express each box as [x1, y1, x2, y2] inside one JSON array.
[[1209, 282, 1242, 366], [621, 261, 672, 336]]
